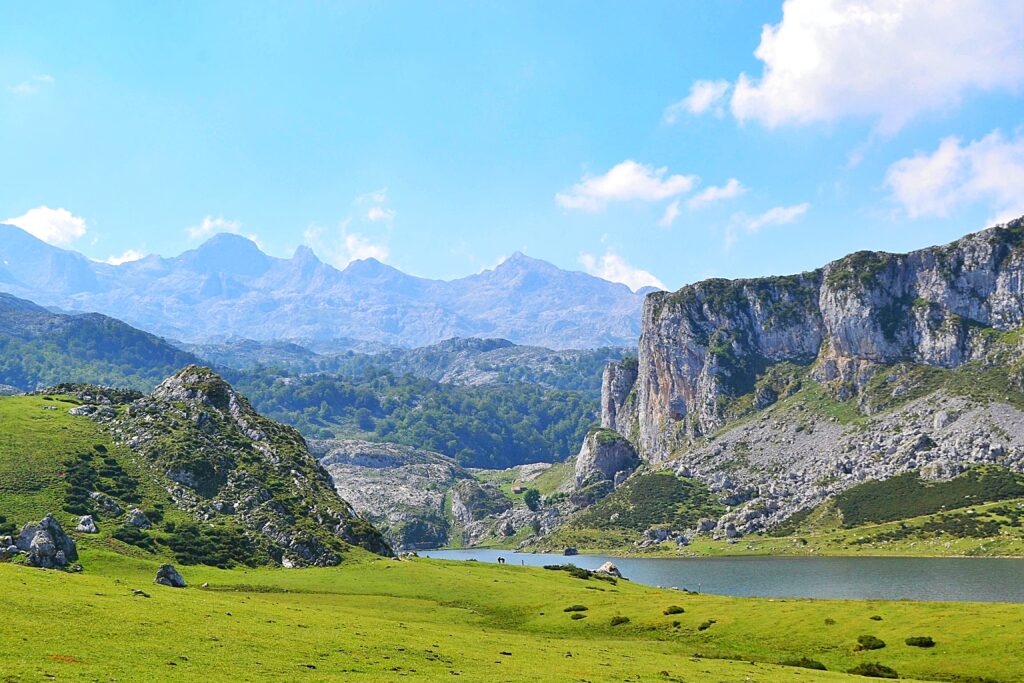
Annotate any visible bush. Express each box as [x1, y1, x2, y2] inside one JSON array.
[[781, 658, 827, 671], [563, 605, 588, 612], [0, 514, 16, 536], [869, 615, 883, 621], [663, 605, 685, 615], [856, 635, 886, 651], [112, 525, 156, 552], [523, 488, 541, 511], [698, 619, 716, 631], [847, 662, 898, 679], [824, 618, 837, 625], [905, 636, 935, 648], [570, 613, 586, 620], [610, 616, 630, 626]]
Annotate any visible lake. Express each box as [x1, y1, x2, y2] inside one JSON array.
[[420, 549, 1024, 603]]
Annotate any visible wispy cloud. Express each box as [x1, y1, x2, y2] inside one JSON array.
[[687, 178, 747, 209], [556, 160, 697, 212], [8, 74, 55, 96], [663, 79, 730, 122], [304, 220, 390, 268], [726, 203, 810, 248], [4, 206, 87, 245], [579, 249, 666, 291], [658, 200, 681, 228], [367, 206, 396, 222]]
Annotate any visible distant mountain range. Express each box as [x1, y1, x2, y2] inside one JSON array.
[[0, 224, 652, 349]]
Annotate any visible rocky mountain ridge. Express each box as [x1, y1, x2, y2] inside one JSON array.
[[0, 224, 650, 349], [587, 217, 1024, 543]]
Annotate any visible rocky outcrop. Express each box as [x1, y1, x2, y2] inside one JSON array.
[[636, 218, 1024, 462], [15, 514, 77, 569], [601, 358, 638, 437], [76, 515, 98, 534], [311, 439, 468, 551], [68, 367, 393, 565], [574, 429, 639, 489]]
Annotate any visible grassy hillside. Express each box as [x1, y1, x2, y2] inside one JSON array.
[[2, 547, 1023, 681]]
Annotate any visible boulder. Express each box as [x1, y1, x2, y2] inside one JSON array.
[[15, 514, 78, 569], [154, 564, 186, 588], [563, 546, 578, 556], [126, 508, 151, 529], [90, 491, 123, 516], [76, 515, 98, 534], [574, 429, 639, 490], [596, 561, 623, 578]]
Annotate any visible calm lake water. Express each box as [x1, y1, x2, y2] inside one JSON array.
[[420, 549, 1024, 603]]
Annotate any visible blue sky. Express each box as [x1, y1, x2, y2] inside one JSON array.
[[2, 1, 1023, 291]]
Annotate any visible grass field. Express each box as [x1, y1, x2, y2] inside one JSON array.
[[3, 548, 1024, 682]]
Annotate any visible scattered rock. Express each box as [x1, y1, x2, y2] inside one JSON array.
[[154, 564, 186, 588], [563, 547, 578, 556], [15, 514, 78, 569], [76, 515, 98, 534], [595, 562, 623, 579], [126, 508, 151, 529], [90, 491, 123, 516]]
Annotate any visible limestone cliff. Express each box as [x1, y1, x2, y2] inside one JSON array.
[[628, 217, 1024, 462]]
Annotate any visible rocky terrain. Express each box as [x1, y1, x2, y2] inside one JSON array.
[[0, 224, 650, 349], [311, 439, 469, 550], [581, 217, 1024, 544], [57, 366, 392, 565]]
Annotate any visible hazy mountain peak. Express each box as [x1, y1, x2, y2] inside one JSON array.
[[179, 232, 271, 277]]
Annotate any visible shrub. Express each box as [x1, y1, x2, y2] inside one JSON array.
[[847, 662, 898, 679], [563, 605, 588, 612], [112, 525, 156, 552], [905, 636, 935, 648], [824, 618, 837, 625], [570, 613, 586, 620], [0, 514, 16, 536], [698, 619, 716, 631], [610, 616, 630, 626], [663, 605, 685, 615], [869, 615, 883, 621], [781, 657, 827, 671], [671, 620, 681, 628], [856, 635, 886, 651], [523, 488, 541, 511]]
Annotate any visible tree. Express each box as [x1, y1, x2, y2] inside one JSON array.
[[524, 488, 541, 511]]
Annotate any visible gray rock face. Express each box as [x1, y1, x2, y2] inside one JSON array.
[[635, 218, 1024, 462], [126, 508, 151, 529], [596, 561, 622, 578], [450, 480, 511, 526], [154, 564, 186, 588], [311, 439, 467, 551], [76, 515, 98, 534], [15, 514, 77, 569], [601, 358, 638, 437], [574, 429, 639, 490], [89, 491, 123, 516]]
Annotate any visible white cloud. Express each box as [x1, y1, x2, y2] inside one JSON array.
[[103, 249, 146, 265], [658, 200, 681, 228], [8, 74, 55, 96], [885, 130, 1024, 222], [556, 160, 697, 212], [4, 206, 87, 245], [687, 178, 747, 209], [367, 206, 396, 222], [693, 0, 1024, 133], [303, 222, 390, 268], [747, 203, 810, 232], [579, 250, 666, 292], [186, 215, 242, 240], [726, 203, 810, 248], [663, 79, 730, 122]]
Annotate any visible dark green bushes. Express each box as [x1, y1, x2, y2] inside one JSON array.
[[0, 514, 15, 536], [563, 605, 588, 612], [112, 524, 156, 551], [160, 521, 257, 568], [905, 636, 935, 647], [698, 619, 716, 631], [847, 662, 898, 678], [663, 605, 685, 615], [781, 657, 827, 671], [570, 613, 586, 620], [542, 564, 617, 584], [610, 616, 630, 626], [856, 635, 886, 651]]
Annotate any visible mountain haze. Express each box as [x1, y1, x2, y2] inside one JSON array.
[[0, 225, 649, 349]]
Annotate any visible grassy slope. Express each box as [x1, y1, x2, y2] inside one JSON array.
[[3, 549, 1024, 682]]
